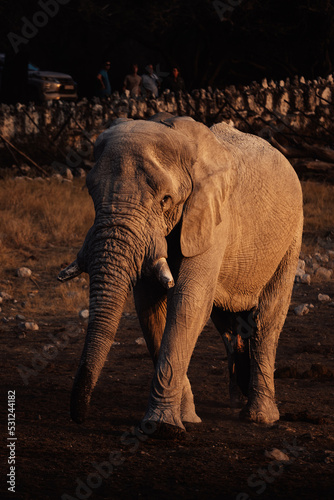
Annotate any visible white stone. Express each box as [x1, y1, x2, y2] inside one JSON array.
[[52, 173, 63, 182], [135, 336, 146, 346], [79, 309, 89, 320], [16, 267, 32, 278], [318, 293, 331, 302], [315, 267, 333, 280], [63, 167, 73, 181], [265, 448, 290, 462], [294, 304, 309, 316], [300, 274, 311, 285], [20, 321, 39, 331], [297, 259, 305, 271]]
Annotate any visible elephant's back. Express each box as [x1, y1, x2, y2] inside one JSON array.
[[210, 122, 302, 210]]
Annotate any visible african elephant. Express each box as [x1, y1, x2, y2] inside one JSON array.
[[58, 112, 303, 436]]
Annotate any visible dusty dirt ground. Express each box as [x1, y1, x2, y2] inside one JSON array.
[[1, 247, 334, 500]]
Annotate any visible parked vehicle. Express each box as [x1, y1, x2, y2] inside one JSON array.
[[0, 54, 77, 102], [27, 67, 77, 102]]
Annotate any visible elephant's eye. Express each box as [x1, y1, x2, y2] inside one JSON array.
[[161, 195, 172, 210]]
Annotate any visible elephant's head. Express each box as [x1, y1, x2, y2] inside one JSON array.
[[59, 113, 232, 423]]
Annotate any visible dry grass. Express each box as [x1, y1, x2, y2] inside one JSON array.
[[0, 178, 94, 317], [301, 180, 334, 234], [0, 178, 94, 265], [0, 178, 331, 253], [0, 178, 332, 318]]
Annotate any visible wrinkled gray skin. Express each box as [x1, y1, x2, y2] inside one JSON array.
[[59, 113, 303, 435]]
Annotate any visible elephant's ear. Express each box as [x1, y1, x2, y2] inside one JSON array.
[[168, 119, 232, 258]]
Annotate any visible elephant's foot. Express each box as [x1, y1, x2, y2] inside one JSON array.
[[180, 401, 202, 424], [239, 397, 279, 425], [142, 405, 186, 440], [144, 422, 186, 440]]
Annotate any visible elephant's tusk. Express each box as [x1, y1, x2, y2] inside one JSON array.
[[57, 260, 82, 282], [153, 258, 175, 289]]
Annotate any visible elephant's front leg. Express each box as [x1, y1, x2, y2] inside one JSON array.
[[142, 257, 218, 432], [133, 278, 201, 426]]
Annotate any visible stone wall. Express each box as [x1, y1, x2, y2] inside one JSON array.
[[1, 74, 334, 147]]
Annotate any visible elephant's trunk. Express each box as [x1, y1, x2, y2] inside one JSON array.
[[70, 269, 130, 423], [70, 221, 142, 423]]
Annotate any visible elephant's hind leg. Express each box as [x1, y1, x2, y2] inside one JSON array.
[[240, 236, 301, 425], [133, 278, 201, 425]]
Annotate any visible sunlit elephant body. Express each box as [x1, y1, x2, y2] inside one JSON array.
[[59, 113, 303, 435]]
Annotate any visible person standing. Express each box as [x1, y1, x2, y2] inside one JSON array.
[[162, 66, 186, 93], [123, 63, 142, 97], [96, 61, 111, 98], [141, 64, 160, 98]]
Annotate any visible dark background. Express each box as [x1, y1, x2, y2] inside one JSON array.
[[1, 0, 334, 98]]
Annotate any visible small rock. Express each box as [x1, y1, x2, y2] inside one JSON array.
[[112, 341, 120, 346], [324, 450, 334, 463], [135, 336, 146, 346], [62, 167, 74, 180], [328, 250, 334, 260], [297, 259, 305, 271], [76, 168, 86, 178], [264, 448, 290, 462], [315, 252, 329, 263], [295, 273, 311, 285], [20, 163, 31, 174], [52, 173, 63, 182], [315, 267, 333, 280], [0, 291, 13, 300], [294, 304, 309, 316], [20, 321, 39, 331], [300, 274, 311, 285], [43, 344, 57, 354], [309, 262, 320, 273], [16, 314, 26, 321], [18, 332, 26, 339], [79, 309, 89, 320], [0, 296, 2, 304], [318, 293, 331, 302], [3, 316, 15, 323], [16, 267, 32, 278]]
